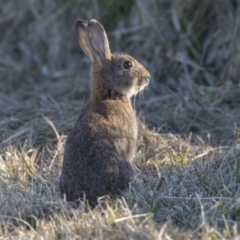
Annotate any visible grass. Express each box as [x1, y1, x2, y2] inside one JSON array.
[[1, 0, 240, 239]]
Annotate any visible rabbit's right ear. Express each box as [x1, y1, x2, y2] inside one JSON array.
[[88, 19, 111, 64], [76, 19, 93, 61]]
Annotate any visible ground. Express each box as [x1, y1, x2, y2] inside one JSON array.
[[0, 1, 240, 239]]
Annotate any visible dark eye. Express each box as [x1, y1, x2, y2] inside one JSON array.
[[123, 61, 132, 69]]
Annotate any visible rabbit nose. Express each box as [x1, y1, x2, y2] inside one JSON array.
[[146, 73, 150, 81]]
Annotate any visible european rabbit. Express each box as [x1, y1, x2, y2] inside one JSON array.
[[60, 19, 150, 203]]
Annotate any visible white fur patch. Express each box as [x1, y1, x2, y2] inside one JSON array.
[[138, 84, 147, 92], [123, 83, 148, 98], [126, 88, 137, 98]]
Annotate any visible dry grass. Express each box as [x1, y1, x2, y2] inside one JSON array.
[[1, 0, 240, 239]]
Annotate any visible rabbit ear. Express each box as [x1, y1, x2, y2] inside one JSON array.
[[88, 19, 111, 64], [76, 19, 93, 61]]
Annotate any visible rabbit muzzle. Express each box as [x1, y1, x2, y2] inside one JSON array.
[[138, 72, 150, 91]]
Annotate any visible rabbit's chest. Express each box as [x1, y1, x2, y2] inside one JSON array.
[[93, 99, 137, 131], [92, 108, 137, 138]]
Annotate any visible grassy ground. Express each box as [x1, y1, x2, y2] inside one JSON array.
[[1, 0, 240, 239]]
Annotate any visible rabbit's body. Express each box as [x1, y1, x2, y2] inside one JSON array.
[[60, 98, 137, 202], [60, 19, 150, 203]]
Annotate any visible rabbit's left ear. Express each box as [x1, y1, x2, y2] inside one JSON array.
[[76, 19, 94, 61], [88, 19, 111, 64]]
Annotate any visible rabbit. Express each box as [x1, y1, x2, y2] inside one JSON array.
[[60, 19, 150, 204]]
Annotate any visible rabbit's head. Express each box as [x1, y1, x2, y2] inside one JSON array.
[[76, 19, 150, 101]]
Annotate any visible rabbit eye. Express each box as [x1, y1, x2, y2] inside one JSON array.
[[123, 61, 132, 69]]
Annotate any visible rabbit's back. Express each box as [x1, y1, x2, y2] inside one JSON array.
[[60, 97, 137, 202]]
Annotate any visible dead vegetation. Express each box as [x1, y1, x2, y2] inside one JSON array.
[[1, 0, 240, 239]]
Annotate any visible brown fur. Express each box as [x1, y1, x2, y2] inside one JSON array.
[[60, 19, 150, 203]]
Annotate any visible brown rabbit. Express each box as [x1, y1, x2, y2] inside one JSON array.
[[60, 19, 150, 203]]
